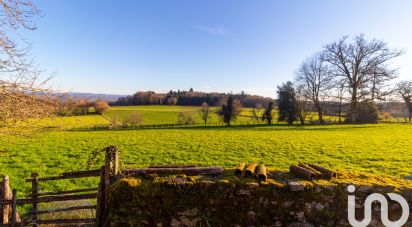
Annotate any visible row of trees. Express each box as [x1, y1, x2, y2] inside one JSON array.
[[197, 96, 275, 126], [112, 89, 274, 108], [278, 35, 412, 124], [61, 99, 110, 116]]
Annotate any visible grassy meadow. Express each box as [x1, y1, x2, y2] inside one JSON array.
[[97, 105, 341, 126], [0, 105, 411, 196]]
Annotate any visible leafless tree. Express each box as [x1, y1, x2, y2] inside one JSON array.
[[123, 111, 143, 128], [295, 85, 309, 125], [178, 111, 195, 125], [251, 103, 263, 123], [167, 96, 178, 105], [336, 83, 346, 124], [323, 35, 403, 122], [295, 52, 333, 123], [199, 102, 211, 125], [0, 0, 64, 132], [93, 100, 110, 114], [396, 81, 412, 122], [369, 69, 397, 102]]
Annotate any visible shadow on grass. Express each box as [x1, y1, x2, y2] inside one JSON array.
[[67, 123, 382, 133]]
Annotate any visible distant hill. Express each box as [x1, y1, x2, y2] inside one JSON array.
[[67, 92, 124, 102]]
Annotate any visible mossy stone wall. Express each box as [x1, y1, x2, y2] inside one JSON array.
[[108, 173, 412, 227]]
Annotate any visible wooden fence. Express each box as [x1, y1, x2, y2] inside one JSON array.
[[87, 117, 411, 131], [0, 145, 226, 226], [0, 146, 120, 227]]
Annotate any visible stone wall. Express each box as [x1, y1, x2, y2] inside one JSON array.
[[108, 171, 412, 226]]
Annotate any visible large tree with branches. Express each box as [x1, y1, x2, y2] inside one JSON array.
[[396, 81, 412, 122], [295, 52, 333, 123], [323, 35, 403, 123]]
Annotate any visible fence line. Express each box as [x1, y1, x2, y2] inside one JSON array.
[[0, 167, 105, 226], [84, 118, 411, 131]]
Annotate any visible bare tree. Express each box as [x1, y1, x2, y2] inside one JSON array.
[[123, 111, 143, 128], [323, 35, 403, 122], [251, 103, 263, 123], [93, 100, 110, 114], [167, 97, 178, 105], [199, 102, 211, 125], [0, 0, 64, 132], [336, 83, 346, 124], [369, 69, 396, 102], [396, 81, 412, 122], [295, 52, 333, 123], [178, 111, 195, 125], [295, 85, 309, 125]]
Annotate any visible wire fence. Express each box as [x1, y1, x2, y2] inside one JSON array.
[[74, 118, 411, 131]]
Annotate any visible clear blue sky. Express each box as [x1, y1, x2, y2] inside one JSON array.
[[26, 0, 412, 98]]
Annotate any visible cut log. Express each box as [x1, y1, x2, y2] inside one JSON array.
[[289, 165, 315, 180], [298, 163, 322, 178], [255, 165, 267, 182], [234, 162, 246, 177], [307, 164, 336, 180], [244, 163, 257, 177]]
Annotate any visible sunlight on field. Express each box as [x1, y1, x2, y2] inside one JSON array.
[[104, 105, 341, 125], [1, 117, 411, 195]]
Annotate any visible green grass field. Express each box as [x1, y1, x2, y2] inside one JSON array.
[[107, 105, 345, 124], [105, 105, 256, 125], [1, 106, 411, 196]]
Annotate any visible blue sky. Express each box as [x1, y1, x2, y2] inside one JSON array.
[[25, 0, 412, 98]]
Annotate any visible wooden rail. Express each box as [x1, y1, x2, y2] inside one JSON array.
[[36, 218, 96, 225], [0, 193, 97, 206], [25, 170, 100, 182], [25, 187, 98, 197], [28, 205, 96, 215], [0, 146, 122, 227]]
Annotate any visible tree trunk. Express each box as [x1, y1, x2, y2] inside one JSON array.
[[299, 115, 305, 125], [314, 102, 323, 123], [338, 99, 342, 124], [409, 111, 411, 123], [349, 87, 358, 123], [318, 111, 323, 124]]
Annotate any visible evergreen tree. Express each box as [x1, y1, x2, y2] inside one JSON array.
[[277, 82, 298, 125], [262, 102, 274, 125], [217, 95, 241, 126]]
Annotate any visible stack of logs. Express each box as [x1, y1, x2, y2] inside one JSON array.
[[289, 163, 337, 180], [235, 163, 267, 182]]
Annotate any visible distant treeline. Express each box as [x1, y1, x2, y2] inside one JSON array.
[[111, 89, 274, 108]]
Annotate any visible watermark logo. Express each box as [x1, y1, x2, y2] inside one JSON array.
[[347, 185, 409, 227]]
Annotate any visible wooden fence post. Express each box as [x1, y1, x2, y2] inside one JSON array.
[[104, 146, 119, 205], [11, 189, 17, 227], [1, 176, 12, 224], [95, 166, 106, 227], [31, 172, 39, 224]]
